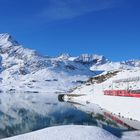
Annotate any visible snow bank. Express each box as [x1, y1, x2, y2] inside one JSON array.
[[121, 131, 140, 140], [3, 125, 119, 140]]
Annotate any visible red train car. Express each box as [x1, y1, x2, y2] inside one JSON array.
[[104, 90, 140, 98]]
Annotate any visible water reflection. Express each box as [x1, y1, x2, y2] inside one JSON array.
[[1, 91, 139, 139], [0, 92, 96, 139], [58, 94, 140, 137]]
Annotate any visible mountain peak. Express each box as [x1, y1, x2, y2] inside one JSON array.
[[0, 33, 10, 38], [0, 33, 19, 46], [74, 54, 108, 64], [57, 53, 71, 60], [0, 33, 12, 42]]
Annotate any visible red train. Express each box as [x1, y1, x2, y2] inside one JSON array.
[[104, 90, 140, 98]]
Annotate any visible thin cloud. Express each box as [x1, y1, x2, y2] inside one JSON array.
[[40, 0, 121, 21]]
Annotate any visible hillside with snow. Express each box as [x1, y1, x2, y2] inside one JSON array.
[[64, 69, 140, 130], [0, 33, 140, 92], [0, 33, 96, 92]]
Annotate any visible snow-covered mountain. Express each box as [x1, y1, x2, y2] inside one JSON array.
[[90, 60, 140, 71], [0, 33, 97, 92], [0, 33, 140, 92], [72, 54, 107, 64]]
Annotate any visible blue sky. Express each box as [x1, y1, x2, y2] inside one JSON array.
[[0, 0, 140, 61]]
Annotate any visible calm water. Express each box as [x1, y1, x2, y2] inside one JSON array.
[[0, 92, 96, 139], [0, 91, 136, 139]]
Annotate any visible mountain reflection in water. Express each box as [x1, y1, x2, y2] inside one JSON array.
[[0, 92, 96, 139]]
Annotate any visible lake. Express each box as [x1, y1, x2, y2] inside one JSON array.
[[0, 91, 137, 139]]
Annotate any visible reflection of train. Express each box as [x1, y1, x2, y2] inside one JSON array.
[[103, 112, 134, 130], [58, 95, 137, 132], [58, 94, 140, 131]]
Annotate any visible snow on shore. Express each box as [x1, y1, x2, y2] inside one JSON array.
[[3, 125, 119, 140], [122, 131, 140, 140], [70, 69, 140, 123]]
